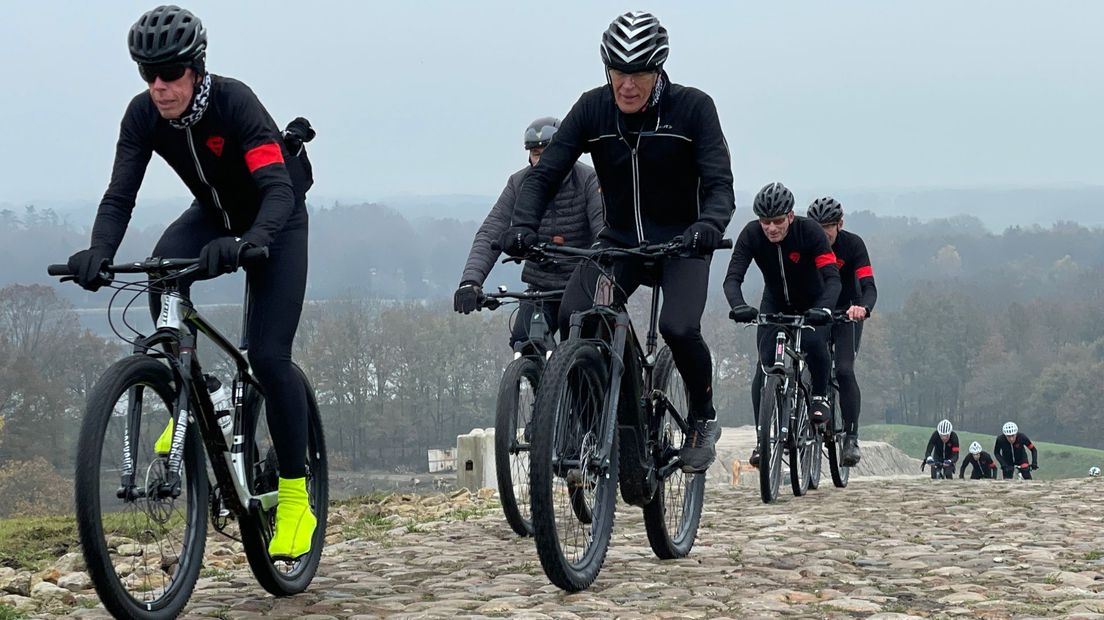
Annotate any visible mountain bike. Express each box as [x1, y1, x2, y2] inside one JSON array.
[[49, 252, 327, 620], [748, 313, 818, 503], [923, 457, 955, 480], [480, 287, 562, 537], [517, 238, 730, 592]]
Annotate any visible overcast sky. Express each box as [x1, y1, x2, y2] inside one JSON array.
[[1, 1, 1101, 210]]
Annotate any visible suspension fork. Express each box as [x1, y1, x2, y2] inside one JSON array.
[[595, 309, 632, 468]]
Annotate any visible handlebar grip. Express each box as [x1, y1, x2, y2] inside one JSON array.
[[718, 238, 733, 250], [47, 264, 72, 276], [239, 244, 267, 259]]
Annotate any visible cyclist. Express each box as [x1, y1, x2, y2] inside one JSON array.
[[805, 197, 876, 466], [726, 183, 842, 467], [454, 117, 603, 348], [498, 11, 735, 473], [993, 421, 1039, 479], [922, 419, 959, 480], [64, 5, 315, 560], [959, 441, 998, 479]]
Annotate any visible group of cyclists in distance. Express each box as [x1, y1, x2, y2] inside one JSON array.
[[56, 3, 1104, 611], [922, 419, 1041, 480]]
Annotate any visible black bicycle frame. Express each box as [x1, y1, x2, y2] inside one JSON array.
[[563, 262, 681, 482], [118, 280, 268, 515]]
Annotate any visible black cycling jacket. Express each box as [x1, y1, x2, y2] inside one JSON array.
[[831, 229, 877, 313], [959, 452, 998, 479], [724, 216, 842, 312], [924, 431, 961, 464], [510, 72, 735, 246], [994, 433, 1038, 469], [90, 75, 301, 255]]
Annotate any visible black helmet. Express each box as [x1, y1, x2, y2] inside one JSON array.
[[128, 5, 207, 66], [524, 117, 560, 150], [753, 182, 795, 218], [600, 11, 669, 73], [806, 196, 844, 224]]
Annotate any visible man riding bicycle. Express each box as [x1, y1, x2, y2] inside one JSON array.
[[726, 183, 842, 467], [922, 419, 959, 480], [499, 11, 735, 473], [64, 5, 316, 559], [994, 421, 1039, 479], [959, 441, 998, 479], [454, 117, 603, 347], [805, 197, 877, 466]]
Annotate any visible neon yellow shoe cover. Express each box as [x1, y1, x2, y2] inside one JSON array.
[[268, 476, 317, 559], [153, 418, 174, 455]]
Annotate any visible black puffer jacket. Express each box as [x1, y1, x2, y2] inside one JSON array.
[[461, 162, 603, 290], [511, 72, 734, 246]]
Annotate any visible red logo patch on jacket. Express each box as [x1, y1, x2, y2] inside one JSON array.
[[836, 259, 845, 269], [206, 136, 225, 157], [788, 252, 801, 263]]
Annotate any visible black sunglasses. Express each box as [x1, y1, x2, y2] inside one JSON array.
[[138, 63, 189, 84]]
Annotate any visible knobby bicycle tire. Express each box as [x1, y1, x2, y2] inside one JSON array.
[[529, 339, 617, 592], [76, 355, 208, 620]]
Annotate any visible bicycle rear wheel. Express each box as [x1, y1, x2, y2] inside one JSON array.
[[642, 347, 705, 559], [758, 374, 785, 504], [530, 339, 617, 592], [495, 356, 541, 537], [76, 355, 208, 620], [826, 392, 850, 488], [789, 384, 813, 497], [238, 364, 328, 596]]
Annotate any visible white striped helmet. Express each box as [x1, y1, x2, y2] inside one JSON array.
[[937, 419, 953, 435], [600, 11, 669, 73], [1002, 421, 1018, 436], [969, 441, 982, 455]]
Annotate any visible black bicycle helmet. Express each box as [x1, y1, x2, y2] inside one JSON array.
[[128, 5, 207, 66], [523, 117, 560, 150], [600, 11, 669, 73], [753, 182, 795, 218], [806, 196, 844, 224]]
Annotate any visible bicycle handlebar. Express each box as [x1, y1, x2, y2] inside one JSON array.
[[750, 311, 854, 327], [492, 236, 734, 263], [479, 288, 564, 310], [48, 247, 270, 278]]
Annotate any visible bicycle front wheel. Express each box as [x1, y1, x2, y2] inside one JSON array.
[[76, 355, 208, 620], [789, 384, 813, 497], [238, 364, 328, 596], [495, 356, 541, 537], [642, 347, 705, 559], [530, 339, 617, 592], [758, 374, 785, 504]]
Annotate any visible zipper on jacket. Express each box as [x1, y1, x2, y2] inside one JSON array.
[[186, 127, 231, 229], [776, 245, 791, 307]]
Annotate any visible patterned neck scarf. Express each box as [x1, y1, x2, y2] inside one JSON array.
[[169, 73, 212, 129], [645, 71, 666, 111]]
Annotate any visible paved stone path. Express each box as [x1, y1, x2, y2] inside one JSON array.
[[14, 478, 1104, 619]]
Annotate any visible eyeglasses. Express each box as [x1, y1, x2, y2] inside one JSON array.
[[608, 69, 658, 86], [138, 63, 188, 84]]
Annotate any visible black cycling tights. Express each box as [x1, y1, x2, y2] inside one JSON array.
[[150, 204, 309, 478], [833, 321, 864, 436], [558, 254, 714, 415]]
